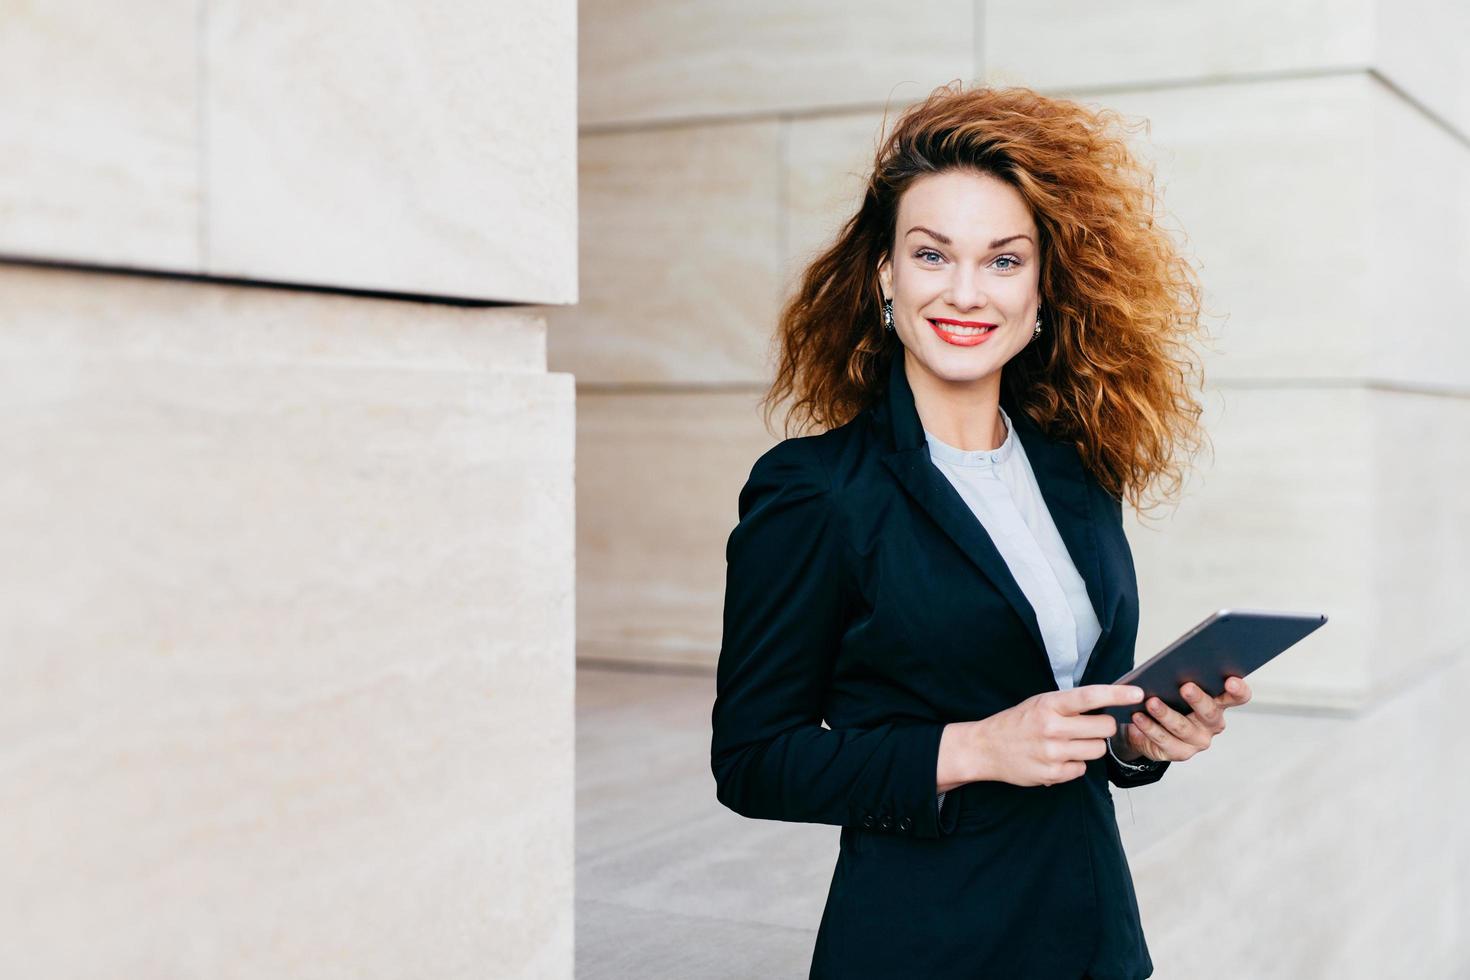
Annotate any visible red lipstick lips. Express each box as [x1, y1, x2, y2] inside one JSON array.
[[928, 317, 1000, 347]]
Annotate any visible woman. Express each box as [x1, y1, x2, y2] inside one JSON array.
[[709, 82, 1254, 979]]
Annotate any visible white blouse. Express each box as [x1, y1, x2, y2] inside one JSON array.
[[924, 404, 1103, 814]]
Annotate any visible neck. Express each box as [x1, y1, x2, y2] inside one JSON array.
[[904, 351, 1006, 452]]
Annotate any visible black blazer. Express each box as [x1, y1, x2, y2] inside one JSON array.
[[711, 352, 1169, 979]]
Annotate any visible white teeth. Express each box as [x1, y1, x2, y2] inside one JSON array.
[[932, 321, 994, 336]]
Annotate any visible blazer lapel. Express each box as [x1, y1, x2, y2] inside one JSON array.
[[874, 353, 1116, 687], [1006, 399, 1119, 679]]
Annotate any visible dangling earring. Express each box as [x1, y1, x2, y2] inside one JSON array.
[[883, 297, 895, 332], [1032, 304, 1043, 340]]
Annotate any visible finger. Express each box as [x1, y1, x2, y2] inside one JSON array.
[[1062, 737, 1110, 762], [1206, 675, 1251, 710], [1122, 722, 1161, 761], [1130, 710, 1195, 759], [1218, 675, 1252, 707], [1122, 722, 1167, 763], [1038, 757, 1088, 787], [1059, 684, 1145, 715], [1180, 682, 1226, 733], [1143, 696, 1209, 750], [1056, 712, 1122, 741]]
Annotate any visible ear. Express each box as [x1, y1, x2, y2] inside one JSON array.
[[876, 254, 892, 299]]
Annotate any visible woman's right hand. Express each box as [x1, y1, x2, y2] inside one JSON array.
[[962, 684, 1146, 788]]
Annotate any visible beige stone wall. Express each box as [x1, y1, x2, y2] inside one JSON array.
[[0, 0, 576, 305], [568, 2, 1470, 974], [0, 1, 576, 976], [566, 0, 1470, 702]]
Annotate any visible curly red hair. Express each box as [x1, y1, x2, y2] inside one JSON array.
[[762, 80, 1215, 515]]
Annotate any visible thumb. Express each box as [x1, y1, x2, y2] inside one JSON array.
[[1126, 723, 1161, 762]]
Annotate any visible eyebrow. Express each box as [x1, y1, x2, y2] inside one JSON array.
[[906, 226, 1034, 249]]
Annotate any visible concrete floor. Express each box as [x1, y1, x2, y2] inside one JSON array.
[[576, 662, 837, 978]]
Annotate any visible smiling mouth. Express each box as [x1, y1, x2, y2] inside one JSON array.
[[927, 318, 1000, 345]]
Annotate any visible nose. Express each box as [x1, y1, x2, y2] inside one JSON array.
[[945, 263, 987, 312]]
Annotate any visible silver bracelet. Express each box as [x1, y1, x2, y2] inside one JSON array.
[[1107, 736, 1165, 772]]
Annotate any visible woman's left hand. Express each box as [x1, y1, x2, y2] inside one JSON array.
[[1122, 676, 1253, 762]]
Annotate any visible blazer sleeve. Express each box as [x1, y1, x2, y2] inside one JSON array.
[[1105, 736, 1170, 788], [710, 438, 952, 840], [1104, 489, 1170, 789]]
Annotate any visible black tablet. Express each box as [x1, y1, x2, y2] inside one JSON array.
[[1088, 608, 1328, 723]]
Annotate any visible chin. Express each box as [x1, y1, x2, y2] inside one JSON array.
[[920, 353, 1002, 386]]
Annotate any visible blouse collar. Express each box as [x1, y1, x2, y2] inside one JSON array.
[[923, 405, 1017, 468]]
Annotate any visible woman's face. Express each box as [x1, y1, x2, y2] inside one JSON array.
[[876, 169, 1041, 391]]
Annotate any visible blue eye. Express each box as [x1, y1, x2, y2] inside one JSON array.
[[914, 249, 1023, 270]]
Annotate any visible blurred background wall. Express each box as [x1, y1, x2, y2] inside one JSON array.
[[562, 2, 1470, 977], [0, 1, 576, 976]]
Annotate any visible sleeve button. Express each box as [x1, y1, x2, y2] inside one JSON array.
[[879, 814, 894, 830], [899, 816, 913, 832], [861, 814, 875, 828]]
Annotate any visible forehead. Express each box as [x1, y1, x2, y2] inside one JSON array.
[[897, 170, 1035, 241]]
